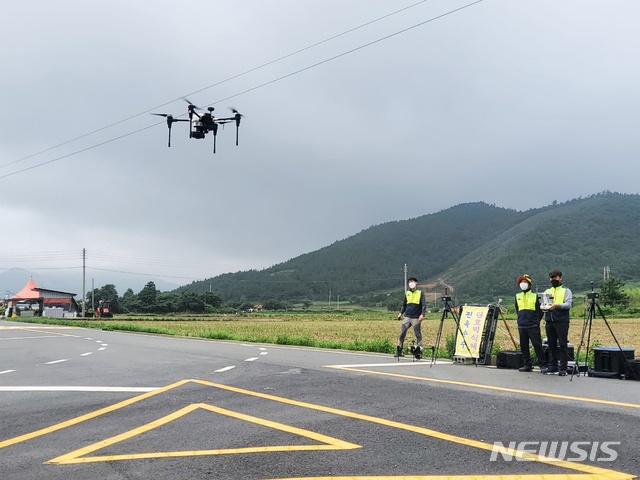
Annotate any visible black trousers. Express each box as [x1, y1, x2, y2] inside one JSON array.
[[518, 326, 547, 368], [545, 321, 570, 371]]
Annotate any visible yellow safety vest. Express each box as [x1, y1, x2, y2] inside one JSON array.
[[545, 286, 566, 304], [406, 290, 422, 304], [516, 291, 537, 311]]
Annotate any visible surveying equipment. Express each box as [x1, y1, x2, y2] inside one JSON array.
[[572, 282, 637, 380], [431, 288, 476, 366]]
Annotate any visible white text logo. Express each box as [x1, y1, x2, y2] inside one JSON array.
[[490, 441, 620, 462]]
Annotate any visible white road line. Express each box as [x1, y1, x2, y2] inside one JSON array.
[[0, 335, 55, 341], [97, 347, 106, 351], [258, 347, 267, 350], [0, 386, 159, 392], [80, 352, 93, 356], [259, 351, 268, 355], [213, 366, 236, 373], [327, 360, 453, 368], [244, 357, 259, 362], [0, 326, 79, 330], [100, 343, 108, 346], [44, 359, 70, 365], [0, 370, 16, 375]]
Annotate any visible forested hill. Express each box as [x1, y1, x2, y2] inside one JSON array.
[[178, 192, 640, 305]]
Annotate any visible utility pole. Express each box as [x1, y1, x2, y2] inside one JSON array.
[[403, 263, 407, 290], [82, 248, 86, 318], [328, 288, 332, 308]]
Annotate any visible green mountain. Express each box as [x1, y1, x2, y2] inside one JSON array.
[[178, 192, 640, 305]]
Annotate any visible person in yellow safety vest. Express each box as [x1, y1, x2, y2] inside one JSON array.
[[395, 277, 427, 358], [514, 274, 548, 373], [543, 269, 573, 376]]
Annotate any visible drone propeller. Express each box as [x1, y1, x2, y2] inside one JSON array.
[[151, 113, 188, 147], [182, 97, 201, 109]]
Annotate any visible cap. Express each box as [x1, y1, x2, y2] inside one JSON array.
[[549, 269, 562, 278], [516, 274, 532, 285]]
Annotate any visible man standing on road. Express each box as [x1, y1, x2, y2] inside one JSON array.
[[514, 274, 548, 373], [395, 277, 426, 358], [544, 269, 573, 376]]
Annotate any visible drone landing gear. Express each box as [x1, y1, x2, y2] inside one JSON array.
[[410, 343, 422, 362], [394, 343, 424, 361], [394, 345, 405, 360]]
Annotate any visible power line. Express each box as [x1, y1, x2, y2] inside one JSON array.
[[87, 267, 200, 281], [0, 0, 483, 180], [0, 249, 265, 279]]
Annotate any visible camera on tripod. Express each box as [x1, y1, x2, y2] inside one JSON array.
[[441, 287, 452, 304], [587, 292, 599, 300]]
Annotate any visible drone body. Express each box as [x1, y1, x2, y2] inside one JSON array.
[[152, 100, 243, 153]]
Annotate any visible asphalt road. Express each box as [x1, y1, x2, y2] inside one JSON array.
[[1, 319, 638, 480]]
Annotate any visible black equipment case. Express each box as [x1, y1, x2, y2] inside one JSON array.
[[496, 350, 524, 369]]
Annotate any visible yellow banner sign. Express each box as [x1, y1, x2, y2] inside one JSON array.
[[454, 306, 488, 357]]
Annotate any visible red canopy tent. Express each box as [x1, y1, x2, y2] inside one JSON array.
[[11, 277, 40, 300], [6, 277, 79, 317]]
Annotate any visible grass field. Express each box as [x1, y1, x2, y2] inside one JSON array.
[[14, 310, 640, 362]]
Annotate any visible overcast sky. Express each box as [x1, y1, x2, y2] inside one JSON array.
[[2, 0, 639, 293]]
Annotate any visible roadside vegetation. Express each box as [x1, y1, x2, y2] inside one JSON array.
[[6, 273, 639, 367], [13, 307, 640, 366]]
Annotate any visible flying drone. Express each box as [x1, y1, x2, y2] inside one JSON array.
[[152, 98, 243, 153]]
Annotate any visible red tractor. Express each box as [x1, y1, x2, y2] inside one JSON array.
[[95, 300, 113, 318]]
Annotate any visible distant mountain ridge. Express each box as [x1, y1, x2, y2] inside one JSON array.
[[180, 191, 640, 304]]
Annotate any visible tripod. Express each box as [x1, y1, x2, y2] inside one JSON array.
[[571, 284, 636, 380], [431, 288, 476, 367]]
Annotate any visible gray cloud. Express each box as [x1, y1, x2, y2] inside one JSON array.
[[2, 0, 639, 291]]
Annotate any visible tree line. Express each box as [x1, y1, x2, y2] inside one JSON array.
[[85, 282, 224, 315], [83, 275, 634, 316]]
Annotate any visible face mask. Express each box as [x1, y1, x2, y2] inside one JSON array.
[[519, 282, 530, 291], [408, 282, 417, 289], [551, 279, 561, 287]]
